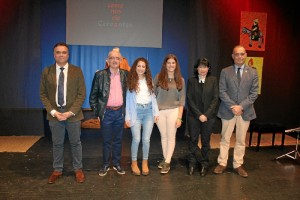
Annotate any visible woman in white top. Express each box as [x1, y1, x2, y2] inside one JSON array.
[[125, 57, 159, 176]]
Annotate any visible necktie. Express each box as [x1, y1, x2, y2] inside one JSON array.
[[200, 80, 204, 112], [237, 68, 241, 84], [200, 80, 204, 95], [58, 67, 65, 106]]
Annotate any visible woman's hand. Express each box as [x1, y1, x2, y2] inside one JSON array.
[[176, 118, 182, 128], [125, 120, 131, 127]]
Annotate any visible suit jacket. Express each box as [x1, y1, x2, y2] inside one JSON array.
[[217, 65, 258, 121], [40, 64, 86, 122], [187, 75, 219, 120]]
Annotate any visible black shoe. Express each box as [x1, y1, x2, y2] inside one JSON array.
[[113, 165, 126, 175], [200, 166, 208, 177], [99, 165, 110, 177], [188, 166, 195, 175]]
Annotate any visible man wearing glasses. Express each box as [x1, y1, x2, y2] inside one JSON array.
[[89, 48, 128, 176], [214, 45, 259, 178]]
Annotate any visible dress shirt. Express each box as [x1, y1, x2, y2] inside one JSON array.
[[198, 75, 206, 83], [106, 69, 123, 107], [55, 63, 68, 107], [235, 64, 245, 77]]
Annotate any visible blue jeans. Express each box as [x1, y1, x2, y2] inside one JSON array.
[[131, 103, 154, 160], [101, 108, 124, 166], [49, 120, 82, 172]]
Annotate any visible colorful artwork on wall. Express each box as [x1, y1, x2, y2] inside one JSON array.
[[246, 57, 263, 94], [240, 11, 267, 51]]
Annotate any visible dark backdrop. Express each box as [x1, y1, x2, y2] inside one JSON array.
[[0, 0, 299, 135]]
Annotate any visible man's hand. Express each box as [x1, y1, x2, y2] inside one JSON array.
[[54, 112, 68, 121], [231, 105, 243, 116]]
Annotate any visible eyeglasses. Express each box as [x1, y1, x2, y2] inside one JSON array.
[[109, 57, 121, 61], [233, 53, 246, 57]]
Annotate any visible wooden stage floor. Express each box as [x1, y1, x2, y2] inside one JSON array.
[[0, 126, 300, 199]]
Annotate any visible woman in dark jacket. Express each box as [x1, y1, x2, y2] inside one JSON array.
[[186, 58, 219, 176]]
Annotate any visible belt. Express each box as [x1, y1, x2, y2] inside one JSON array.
[[106, 105, 122, 110], [57, 106, 66, 109], [137, 103, 151, 108]]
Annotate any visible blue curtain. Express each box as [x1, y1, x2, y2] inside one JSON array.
[[41, 0, 190, 108]]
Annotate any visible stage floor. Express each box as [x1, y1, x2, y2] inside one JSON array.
[[1, 126, 300, 199]]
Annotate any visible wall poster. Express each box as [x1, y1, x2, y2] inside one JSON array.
[[246, 57, 263, 94], [240, 11, 267, 51]]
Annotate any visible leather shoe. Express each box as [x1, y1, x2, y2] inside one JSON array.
[[75, 169, 85, 183], [188, 166, 195, 175], [48, 171, 62, 184], [234, 165, 248, 178], [213, 164, 226, 174], [200, 166, 208, 177]]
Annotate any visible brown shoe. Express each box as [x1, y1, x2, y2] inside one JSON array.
[[213, 165, 226, 174], [75, 169, 85, 183], [142, 160, 149, 176], [131, 160, 141, 176], [48, 171, 62, 184], [234, 165, 248, 178]]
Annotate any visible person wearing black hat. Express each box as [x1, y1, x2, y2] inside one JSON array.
[[186, 58, 219, 176]]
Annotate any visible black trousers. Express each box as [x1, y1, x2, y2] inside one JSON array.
[[187, 115, 215, 167]]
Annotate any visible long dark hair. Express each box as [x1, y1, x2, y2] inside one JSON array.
[[127, 57, 154, 94], [157, 54, 183, 90]]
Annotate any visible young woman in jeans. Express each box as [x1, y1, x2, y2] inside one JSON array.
[[125, 57, 159, 176]]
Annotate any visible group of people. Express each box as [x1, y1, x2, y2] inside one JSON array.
[[40, 42, 258, 184]]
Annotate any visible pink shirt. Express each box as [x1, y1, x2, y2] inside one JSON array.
[[106, 70, 123, 107]]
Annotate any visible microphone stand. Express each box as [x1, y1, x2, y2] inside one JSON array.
[[276, 127, 300, 160]]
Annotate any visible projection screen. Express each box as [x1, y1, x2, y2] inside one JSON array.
[[66, 0, 163, 48]]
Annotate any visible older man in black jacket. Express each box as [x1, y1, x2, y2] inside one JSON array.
[[89, 48, 128, 176]]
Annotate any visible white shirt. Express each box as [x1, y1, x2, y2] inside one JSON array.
[[198, 75, 206, 83], [50, 63, 69, 117], [235, 64, 245, 77], [136, 78, 151, 104]]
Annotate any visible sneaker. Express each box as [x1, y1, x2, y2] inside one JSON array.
[[157, 159, 165, 169], [160, 162, 170, 174], [99, 165, 110, 177], [113, 165, 126, 175]]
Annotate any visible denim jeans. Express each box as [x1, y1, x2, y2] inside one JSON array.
[[49, 120, 82, 172], [131, 103, 154, 160], [101, 108, 124, 166]]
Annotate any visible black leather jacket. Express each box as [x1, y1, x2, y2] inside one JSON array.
[[89, 68, 128, 120]]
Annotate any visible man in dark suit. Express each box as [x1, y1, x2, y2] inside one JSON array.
[[214, 45, 258, 177], [186, 58, 219, 177], [40, 42, 86, 183]]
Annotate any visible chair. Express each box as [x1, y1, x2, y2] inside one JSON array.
[[249, 121, 286, 151]]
